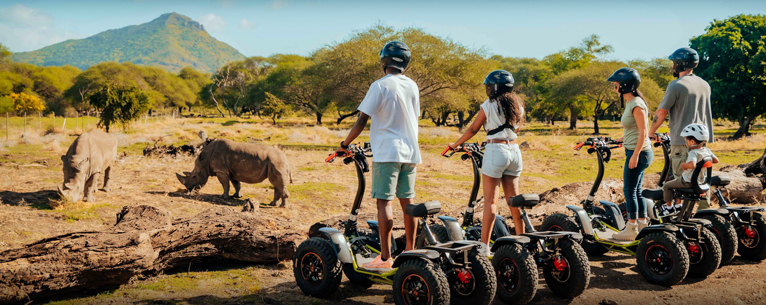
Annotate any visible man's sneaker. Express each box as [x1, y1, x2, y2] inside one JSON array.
[[362, 255, 393, 271], [674, 202, 685, 211], [657, 204, 677, 217]]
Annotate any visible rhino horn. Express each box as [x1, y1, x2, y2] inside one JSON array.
[[176, 172, 187, 184]]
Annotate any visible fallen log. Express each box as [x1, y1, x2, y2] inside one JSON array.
[[0, 205, 302, 304]]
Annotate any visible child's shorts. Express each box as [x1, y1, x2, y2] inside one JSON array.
[[482, 143, 523, 178]]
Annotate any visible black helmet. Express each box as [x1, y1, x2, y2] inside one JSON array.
[[607, 67, 641, 94], [669, 47, 699, 76], [380, 41, 411, 72], [483, 70, 514, 99]]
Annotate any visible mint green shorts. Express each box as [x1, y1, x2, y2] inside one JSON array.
[[371, 162, 417, 200]]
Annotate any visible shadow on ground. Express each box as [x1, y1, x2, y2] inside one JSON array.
[[0, 190, 58, 208]]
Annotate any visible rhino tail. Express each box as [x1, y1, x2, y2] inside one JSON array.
[[289, 164, 293, 184]]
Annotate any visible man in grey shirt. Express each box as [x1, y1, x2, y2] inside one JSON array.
[[648, 47, 714, 208]]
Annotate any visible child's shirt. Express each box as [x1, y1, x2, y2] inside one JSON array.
[[358, 74, 421, 164], [480, 99, 524, 141], [682, 147, 717, 183]]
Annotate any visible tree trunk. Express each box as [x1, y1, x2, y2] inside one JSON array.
[[731, 113, 756, 139], [0, 205, 303, 304], [431, 111, 450, 127], [336, 110, 360, 124], [593, 115, 600, 135], [569, 107, 578, 130], [315, 111, 323, 125]]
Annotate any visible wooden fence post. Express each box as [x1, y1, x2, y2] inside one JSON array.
[[24, 112, 27, 135], [38, 112, 42, 131], [5, 112, 8, 142]]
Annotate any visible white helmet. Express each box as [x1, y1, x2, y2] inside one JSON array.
[[680, 123, 709, 142]]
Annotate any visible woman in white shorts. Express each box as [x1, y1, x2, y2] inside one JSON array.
[[447, 70, 525, 247]]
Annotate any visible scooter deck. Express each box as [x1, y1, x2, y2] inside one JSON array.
[[354, 253, 395, 274], [593, 228, 635, 245]]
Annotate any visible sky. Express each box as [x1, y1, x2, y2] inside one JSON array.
[[1, 0, 765, 62]]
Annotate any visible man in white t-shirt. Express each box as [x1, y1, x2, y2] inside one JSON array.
[[337, 41, 421, 270]]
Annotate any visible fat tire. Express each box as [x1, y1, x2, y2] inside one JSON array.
[[636, 232, 689, 286], [700, 214, 737, 265], [448, 248, 496, 305], [293, 237, 343, 298], [493, 243, 538, 305], [393, 258, 450, 305], [542, 213, 608, 255], [738, 213, 766, 261], [687, 227, 722, 278], [416, 224, 451, 248], [342, 263, 373, 287], [543, 239, 590, 299]]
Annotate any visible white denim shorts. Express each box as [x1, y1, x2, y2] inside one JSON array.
[[482, 143, 523, 178]]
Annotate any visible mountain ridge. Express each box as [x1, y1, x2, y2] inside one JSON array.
[[12, 12, 245, 73]]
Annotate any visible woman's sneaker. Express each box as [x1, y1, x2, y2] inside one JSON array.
[[657, 204, 676, 217]]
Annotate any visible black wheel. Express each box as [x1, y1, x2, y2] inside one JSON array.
[[701, 214, 737, 265], [393, 258, 450, 305], [416, 224, 451, 248], [738, 213, 766, 261], [542, 213, 608, 255], [543, 239, 591, 299], [293, 237, 342, 297], [686, 227, 722, 278], [447, 248, 496, 305], [636, 232, 689, 286], [492, 243, 538, 305], [342, 263, 373, 287]]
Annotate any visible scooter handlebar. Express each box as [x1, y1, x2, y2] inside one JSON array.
[[441, 146, 456, 157]]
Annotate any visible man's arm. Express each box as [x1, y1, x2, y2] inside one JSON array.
[[340, 112, 370, 148], [648, 108, 669, 137]]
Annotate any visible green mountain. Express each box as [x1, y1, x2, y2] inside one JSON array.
[[12, 12, 245, 73]]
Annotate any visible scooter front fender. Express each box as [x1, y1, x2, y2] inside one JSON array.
[[437, 216, 464, 241], [566, 205, 595, 236], [318, 227, 354, 264]]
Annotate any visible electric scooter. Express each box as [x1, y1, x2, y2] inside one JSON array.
[[541, 137, 721, 285], [294, 143, 496, 305], [627, 133, 766, 264], [442, 144, 591, 304]]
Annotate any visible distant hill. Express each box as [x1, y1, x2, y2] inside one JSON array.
[[12, 12, 245, 73]]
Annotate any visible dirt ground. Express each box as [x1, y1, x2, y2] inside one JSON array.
[[1, 120, 765, 305]]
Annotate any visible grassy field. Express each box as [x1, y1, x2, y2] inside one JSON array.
[[0, 114, 764, 304]]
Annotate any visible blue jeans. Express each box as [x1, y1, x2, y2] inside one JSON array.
[[624, 149, 653, 220]]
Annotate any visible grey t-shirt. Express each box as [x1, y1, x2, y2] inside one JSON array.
[[621, 97, 652, 151], [658, 74, 714, 145]]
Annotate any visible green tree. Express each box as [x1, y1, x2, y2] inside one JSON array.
[[178, 67, 211, 111], [206, 57, 272, 117], [628, 58, 674, 89], [66, 62, 151, 113], [0, 43, 10, 62], [261, 92, 288, 124], [495, 56, 554, 123], [690, 14, 766, 138], [89, 82, 151, 132]]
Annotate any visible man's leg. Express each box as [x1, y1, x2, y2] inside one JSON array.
[[371, 162, 398, 260], [376, 198, 395, 259], [396, 163, 418, 252]]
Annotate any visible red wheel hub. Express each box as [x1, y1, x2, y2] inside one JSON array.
[[688, 243, 700, 253], [457, 269, 473, 283], [745, 227, 757, 238], [554, 256, 568, 271]]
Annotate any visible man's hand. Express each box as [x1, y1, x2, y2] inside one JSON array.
[[335, 144, 350, 157]]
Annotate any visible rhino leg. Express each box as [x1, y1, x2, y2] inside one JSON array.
[[231, 180, 243, 199], [83, 173, 100, 202], [268, 170, 289, 207], [100, 166, 112, 192], [216, 172, 231, 199]]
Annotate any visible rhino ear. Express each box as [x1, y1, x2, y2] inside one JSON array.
[[183, 171, 193, 176], [71, 157, 88, 170], [60, 155, 65, 162], [176, 173, 187, 184]]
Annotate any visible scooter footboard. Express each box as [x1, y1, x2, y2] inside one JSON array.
[[524, 231, 583, 242], [490, 235, 532, 252]]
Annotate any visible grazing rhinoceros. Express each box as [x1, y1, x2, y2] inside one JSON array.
[[176, 138, 292, 207], [58, 129, 118, 202]]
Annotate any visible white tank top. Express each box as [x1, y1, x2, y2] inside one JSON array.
[[480, 99, 524, 140]]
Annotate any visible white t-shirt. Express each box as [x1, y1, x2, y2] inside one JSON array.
[[357, 74, 421, 164], [480, 99, 524, 140], [682, 147, 717, 183]]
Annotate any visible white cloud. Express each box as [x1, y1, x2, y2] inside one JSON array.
[[197, 13, 226, 32], [269, 0, 289, 10], [238, 19, 256, 31], [0, 4, 78, 52]]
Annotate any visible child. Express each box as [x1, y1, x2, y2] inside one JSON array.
[[659, 123, 718, 216], [336, 41, 420, 270]]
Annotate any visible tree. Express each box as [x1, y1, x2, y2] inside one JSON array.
[[628, 58, 674, 89], [206, 57, 272, 117], [261, 92, 288, 124], [66, 62, 151, 114], [89, 82, 151, 132], [0, 43, 9, 62], [495, 56, 554, 123], [690, 14, 766, 139], [10, 92, 45, 114], [178, 67, 212, 112]]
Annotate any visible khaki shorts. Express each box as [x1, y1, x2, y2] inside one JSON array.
[[371, 162, 416, 200], [670, 145, 689, 179]]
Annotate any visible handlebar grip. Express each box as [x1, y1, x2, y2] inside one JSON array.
[[441, 146, 456, 157], [325, 152, 339, 163], [574, 143, 585, 151]]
